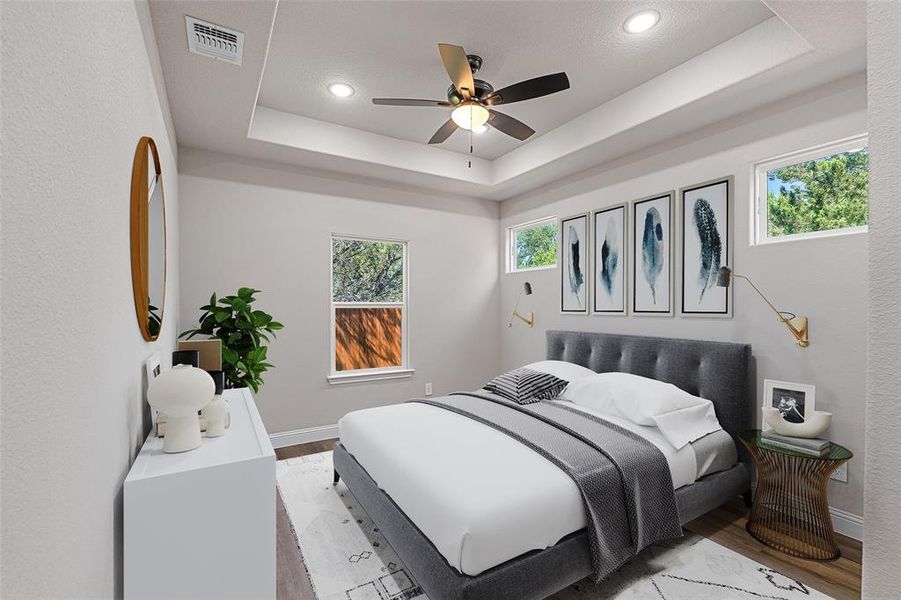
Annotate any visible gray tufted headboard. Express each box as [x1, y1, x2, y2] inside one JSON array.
[[546, 330, 752, 441]]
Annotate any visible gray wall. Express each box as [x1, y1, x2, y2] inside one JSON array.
[[177, 149, 501, 433], [497, 80, 867, 518], [0, 1, 180, 597], [863, 1, 901, 596]]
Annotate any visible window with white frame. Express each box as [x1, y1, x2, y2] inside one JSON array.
[[508, 217, 558, 272], [329, 236, 410, 382], [754, 135, 868, 244]]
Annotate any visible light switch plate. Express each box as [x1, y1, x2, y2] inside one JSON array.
[[425, 382, 433, 396]]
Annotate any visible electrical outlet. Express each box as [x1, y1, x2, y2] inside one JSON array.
[[830, 462, 848, 483], [425, 382, 433, 396]]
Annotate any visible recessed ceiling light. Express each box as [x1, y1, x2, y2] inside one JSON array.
[[624, 10, 660, 34], [328, 82, 355, 98]]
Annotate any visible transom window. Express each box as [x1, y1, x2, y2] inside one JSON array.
[[329, 236, 410, 383], [508, 216, 557, 273], [754, 135, 868, 244]]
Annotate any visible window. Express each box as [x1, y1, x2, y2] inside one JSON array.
[[329, 236, 410, 383], [754, 135, 868, 244], [508, 217, 558, 272]]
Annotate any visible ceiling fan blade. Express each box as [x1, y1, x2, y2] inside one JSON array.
[[488, 109, 535, 141], [438, 43, 475, 99], [487, 72, 570, 106], [372, 98, 452, 107], [428, 119, 458, 144]]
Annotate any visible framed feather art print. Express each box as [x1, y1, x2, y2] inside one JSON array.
[[593, 204, 627, 315], [680, 177, 733, 317], [560, 213, 589, 314], [631, 192, 674, 316]]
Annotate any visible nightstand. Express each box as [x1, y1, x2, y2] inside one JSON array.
[[739, 429, 852, 560]]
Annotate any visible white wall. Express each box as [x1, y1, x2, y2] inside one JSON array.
[[177, 149, 500, 433], [863, 2, 901, 596], [498, 80, 867, 518], [0, 1, 179, 597]]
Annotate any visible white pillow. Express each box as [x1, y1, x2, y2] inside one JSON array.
[[522, 360, 596, 382], [558, 372, 723, 449]]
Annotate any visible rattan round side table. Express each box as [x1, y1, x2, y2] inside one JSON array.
[[740, 430, 852, 560]]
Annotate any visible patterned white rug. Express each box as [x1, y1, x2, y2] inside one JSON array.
[[277, 452, 831, 600]]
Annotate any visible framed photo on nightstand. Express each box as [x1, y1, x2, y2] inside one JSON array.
[[763, 379, 816, 428]]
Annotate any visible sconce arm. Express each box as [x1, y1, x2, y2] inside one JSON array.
[[731, 272, 808, 347]]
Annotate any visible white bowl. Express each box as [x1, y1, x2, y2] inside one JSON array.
[[762, 407, 832, 438]]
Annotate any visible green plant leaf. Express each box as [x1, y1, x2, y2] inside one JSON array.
[[222, 346, 239, 366], [185, 288, 282, 394]]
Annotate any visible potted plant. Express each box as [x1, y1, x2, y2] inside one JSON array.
[[179, 288, 283, 392]]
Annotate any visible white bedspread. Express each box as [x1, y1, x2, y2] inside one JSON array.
[[338, 400, 710, 577]]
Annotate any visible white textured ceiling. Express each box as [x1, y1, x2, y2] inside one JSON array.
[[258, 1, 773, 159], [149, 0, 866, 201]]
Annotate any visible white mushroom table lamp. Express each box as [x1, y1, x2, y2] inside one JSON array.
[[148, 364, 215, 453]]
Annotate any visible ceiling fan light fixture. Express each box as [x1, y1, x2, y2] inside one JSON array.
[[451, 102, 489, 130], [472, 124, 488, 134], [327, 82, 355, 98], [624, 10, 660, 34]]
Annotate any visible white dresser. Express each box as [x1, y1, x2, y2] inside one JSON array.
[[124, 388, 275, 599]]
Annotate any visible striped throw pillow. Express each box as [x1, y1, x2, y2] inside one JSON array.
[[484, 368, 568, 405]]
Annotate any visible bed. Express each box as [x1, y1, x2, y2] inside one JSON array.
[[333, 331, 752, 600]]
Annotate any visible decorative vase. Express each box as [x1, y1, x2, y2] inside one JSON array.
[[201, 371, 229, 437], [148, 365, 214, 452], [762, 407, 832, 438]]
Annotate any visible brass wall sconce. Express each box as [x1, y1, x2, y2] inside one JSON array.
[[507, 282, 534, 328], [716, 266, 809, 348]]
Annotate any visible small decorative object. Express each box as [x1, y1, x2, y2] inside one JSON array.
[[717, 266, 809, 347], [147, 365, 215, 453], [178, 339, 222, 372], [202, 371, 229, 437], [762, 379, 817, 428], [761, 408, 833, 440], [506, 282, 534, 328], [560, 214, 589, 314], [172, 350, 200, 367], [180, 288, 283, 393], [632, 192, 673, 316], [680, 177, 732, 317], [145, 353, 162, 382], [593, 204, 627, 315]]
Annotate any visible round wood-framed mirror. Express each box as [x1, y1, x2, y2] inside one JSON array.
[[130, 136, 167, 342]]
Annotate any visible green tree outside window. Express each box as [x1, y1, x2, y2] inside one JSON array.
[[515, 222, 557, 269], [767, 148, 868, 238]]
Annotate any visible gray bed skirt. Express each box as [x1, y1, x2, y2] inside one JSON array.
[[334, 442, 749, 600]]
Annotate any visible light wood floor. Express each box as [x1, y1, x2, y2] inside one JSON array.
[[275, 440, 862, 600]]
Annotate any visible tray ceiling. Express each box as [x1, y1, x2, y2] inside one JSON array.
[[258, 1, 773, 160], [149, 0, 866, 200]]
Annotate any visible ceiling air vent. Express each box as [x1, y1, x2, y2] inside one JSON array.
[[185, 16, 244, 66]]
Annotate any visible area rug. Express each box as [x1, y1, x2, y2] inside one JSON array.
[[277, 451, 831, 600]]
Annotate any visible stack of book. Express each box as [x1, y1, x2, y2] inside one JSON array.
[[760, 430, 832, 457]]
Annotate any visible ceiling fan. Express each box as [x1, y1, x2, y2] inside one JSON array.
[[372, 44, 570, 145]]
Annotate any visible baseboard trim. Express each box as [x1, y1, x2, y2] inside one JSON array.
[[270, 424, 338, 449], [829, 506, 863, 541]]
